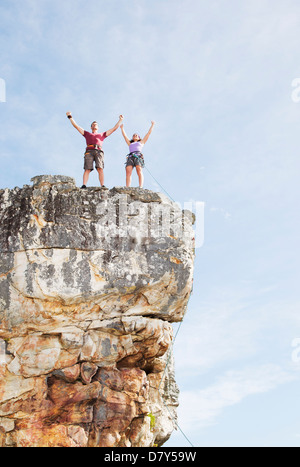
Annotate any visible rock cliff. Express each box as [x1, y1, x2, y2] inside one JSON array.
[[0, 175, 195, 447]]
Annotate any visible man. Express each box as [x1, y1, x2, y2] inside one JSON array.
[[66, 111, 123, 188]]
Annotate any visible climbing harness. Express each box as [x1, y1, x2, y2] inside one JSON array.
[[125, 151, 145, 168], [86, 144, 102, 151]]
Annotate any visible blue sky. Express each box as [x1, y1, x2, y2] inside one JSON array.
[[1, 0, 300, 447]]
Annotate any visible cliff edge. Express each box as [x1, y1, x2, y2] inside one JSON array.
[[0, 175, 195, 447]]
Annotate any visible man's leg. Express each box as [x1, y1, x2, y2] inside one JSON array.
[[126, 166, 133, 187], [83, 169, 91, 186], [96, 167, 105, 186]]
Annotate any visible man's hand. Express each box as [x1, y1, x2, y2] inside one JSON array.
[[106, 115, 124, 137], [66, 112, 84, 135]]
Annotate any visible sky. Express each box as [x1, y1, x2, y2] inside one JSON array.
[[1, 0, 300, 447]]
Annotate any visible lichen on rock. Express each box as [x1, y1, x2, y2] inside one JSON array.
[[0, 175, 195, 447]]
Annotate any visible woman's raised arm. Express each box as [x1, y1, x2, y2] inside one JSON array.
[[141, 121, 155, 144], [120, 123, 131, 146]]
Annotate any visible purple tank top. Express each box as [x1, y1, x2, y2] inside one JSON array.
[[129, 141, 144, 153]]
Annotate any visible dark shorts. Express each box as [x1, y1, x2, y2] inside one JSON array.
[[84, 149, 104, 171], [125, 153, 145, 168]]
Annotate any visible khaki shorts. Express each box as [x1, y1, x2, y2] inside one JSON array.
[[84, 149, 104, 171]]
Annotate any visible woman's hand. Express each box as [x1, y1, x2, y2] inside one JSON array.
[[141, 121, 156, 144]]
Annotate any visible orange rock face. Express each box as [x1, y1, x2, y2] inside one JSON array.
[[0, 177, 195, 447]]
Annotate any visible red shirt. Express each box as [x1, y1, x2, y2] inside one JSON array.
[[83, 130, 107, 148]]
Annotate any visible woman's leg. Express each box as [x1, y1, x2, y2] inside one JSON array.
[[136, 166, 144, 188], [126, 166, 133, 187]]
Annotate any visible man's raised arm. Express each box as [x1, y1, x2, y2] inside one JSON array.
[[105, 115, 124, 137], [66, 111, 84, 136]]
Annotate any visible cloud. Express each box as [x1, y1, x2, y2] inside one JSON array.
[[177, 364, 299, 433], [173, 279, 300, 380], [210, 206, 231, 220], [169, 279, 300, 445], [173, 289, 264, 375]]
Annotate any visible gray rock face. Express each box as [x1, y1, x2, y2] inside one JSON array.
[[0, 175, 195, 447]]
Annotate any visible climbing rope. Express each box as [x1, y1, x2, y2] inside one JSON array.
[[126, 152, 176, 202], [157, 297, 195, 448], [143, 164, 176, 203], [128, 155, 195, 446], [161, 397, 195, 448]]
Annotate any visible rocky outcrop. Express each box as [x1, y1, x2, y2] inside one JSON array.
[[0, 175, 195, 447]]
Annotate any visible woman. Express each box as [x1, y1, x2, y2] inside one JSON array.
[[120, 121, 155, 188]]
